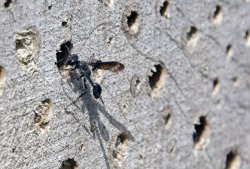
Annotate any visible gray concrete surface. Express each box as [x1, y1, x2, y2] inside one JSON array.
[[0, 0, 250, 169]]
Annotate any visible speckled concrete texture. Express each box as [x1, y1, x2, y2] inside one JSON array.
[[0, 0, 250, 169]]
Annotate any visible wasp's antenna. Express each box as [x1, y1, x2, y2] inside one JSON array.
[[55, 58, 66, 66], [64, 44, 72, 57]]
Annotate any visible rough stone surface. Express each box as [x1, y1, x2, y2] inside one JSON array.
[[0, 0, 250, 169]]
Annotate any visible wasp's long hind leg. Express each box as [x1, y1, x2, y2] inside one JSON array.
[[65, 91, 87, 109], [83, 77, 88, 89]]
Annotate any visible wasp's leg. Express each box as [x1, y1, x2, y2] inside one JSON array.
[[83, 77, 87, 89], [66, 91, 87, 108]]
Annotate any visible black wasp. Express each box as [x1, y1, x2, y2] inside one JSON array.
[[55, 44, 125, 105]]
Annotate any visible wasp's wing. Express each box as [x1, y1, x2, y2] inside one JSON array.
[[88, 61, 125, 73]]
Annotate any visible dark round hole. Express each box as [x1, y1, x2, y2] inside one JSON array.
[[245, 30, 249, 40], [127, 11, 138, 28], [4, 0, 12, 8], [164, 113, 171, 126], [0, 66, 6, 85], [60, 158, 78, 169], [160, 1, 170, 18], [213, 5, 222, 19], [56, 41, 73, 68], [245, 30, 250, 46], [62, 21, 68, 27], [116, 133, 128, 147], [225, 150, 240, 169], [232, 77, 238, 82], [226, 44, 232, 54], [149, 64, 164, 89], [193, 116, 208, 144], [212, 78, 221, 94], [187, 26, 198, 40], [48, 4, 52, 10], [213, 78, 219, 89]]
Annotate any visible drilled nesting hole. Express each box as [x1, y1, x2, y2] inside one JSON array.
[[127, 11, 138, 27], [160, 0, 170, 18], [33, 99, 53, 135], [62, 21, 68, 27], [232, 77, 240, 87], [0, 66, 6, 86], [164, 114, 171, 127], [225, 150, 241, 169], [162, 106, 172, 129], [212, 77, 221, 95], [4, 0, 12, 8], [193, 116, 211, 150], [116, 133, 128, 146], [0, 66, 6, 96], [56, 41, 72, 68], [55, 41, 73, 80], [148, 63, 166, 97], [125, 10, 140, 35], [112, 133, 129, 168], [212, 5, 223, 26], [245, 30, 250, 47], [182, 26, 200, 50], [226, 44, 233, 60], [60, 158, 78, 169], [48, 4, 52, 10], [15, 28, 39, 72], [187, 26, 198, 41]]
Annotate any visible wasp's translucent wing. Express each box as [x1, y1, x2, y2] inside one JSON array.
[[88, 61, 125, 73]]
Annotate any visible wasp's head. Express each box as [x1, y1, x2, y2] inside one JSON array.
[[66, 54, 79, 66]]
